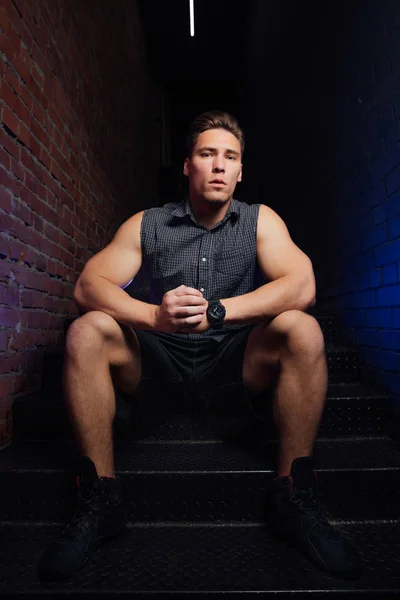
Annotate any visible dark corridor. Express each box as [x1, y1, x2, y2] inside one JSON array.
[[0, 0, 400, 596]]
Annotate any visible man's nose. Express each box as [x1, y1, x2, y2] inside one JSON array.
[[212, 155, 225, 172]]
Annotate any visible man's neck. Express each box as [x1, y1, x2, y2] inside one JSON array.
[[189, 196, 232, 229]]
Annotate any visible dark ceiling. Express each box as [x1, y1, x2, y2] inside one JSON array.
[[137, 0, 252, 85], [137, 0, 348, 209]]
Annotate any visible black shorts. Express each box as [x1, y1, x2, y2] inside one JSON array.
[[131, 325, 275, 414]]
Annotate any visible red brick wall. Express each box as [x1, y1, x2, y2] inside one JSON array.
[[0, 0, 161, 430]]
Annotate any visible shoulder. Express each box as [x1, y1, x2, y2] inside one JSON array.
[[231, 198, 256, 212], [231, 199, 262, 221], [256, 204, 290, 241], [142, 201, 183, 221]]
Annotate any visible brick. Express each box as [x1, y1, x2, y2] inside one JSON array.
[[368, 139, 385, 166], [376, 284, 400, 306], [360, 182, 386, 210], [350, 290, 375, 308], [30, 117, 50, 148], [9, 155, 25, 183], [0, 330, 10, 351], [365, 308, 391, 327], [13, 370, 41, 394], [361, 224, 387, 251], [372, 203, 387, 225], [0, 375, 13, 399], [385, 120, 400, 149], [383, 264, 398, 285], [1, 80, 18, 113], [358, 272, 370, 290], [18, 80, 33, 108], [389, 215, 400, 239], [355, 329, 380, 347], [372, 152, 400, 186], [0, 285, 20, 305], [393, 308, 400, 327], [386, 165, 400, 196], [13, 94, 30, 124], [0, 146, 11, 172], [19, 270, 50, 292], [394, 94, 400, 120], [2, 106, 20, 138], [23, 311, 50, 329], [384, 371, 400, 396], [18, 122, 31, 148], [370, 269, 382, 287], [375, 237, 400, 266], [378, 105, 394, 135], [0, 307, 20, 327], [0, 353, 23, 374], [21, 290, 44, 308], [0, 127, 20, 161], [380, 330, 400, 350], [364, 348, 397, 371]]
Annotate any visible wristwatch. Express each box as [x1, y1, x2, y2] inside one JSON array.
[[206, 299, 226, 329]]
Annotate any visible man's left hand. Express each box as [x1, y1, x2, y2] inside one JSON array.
[[178, 301, 210, 333]]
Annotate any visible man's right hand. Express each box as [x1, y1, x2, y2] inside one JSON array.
[[153, 285, 208, 333]]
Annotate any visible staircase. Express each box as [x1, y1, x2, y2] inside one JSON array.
[[0, 314, 399, 598]]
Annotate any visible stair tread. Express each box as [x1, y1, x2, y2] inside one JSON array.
[[15, 381, 390, 405], [1, 437, 399, 473], [0, 521, 399, 594]]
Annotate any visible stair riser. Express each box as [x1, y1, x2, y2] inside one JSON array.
[[0, 592, 393, 599], [41, 348, 360, 395], [1, 470, 398, 522], [12, 398, 390, 441]]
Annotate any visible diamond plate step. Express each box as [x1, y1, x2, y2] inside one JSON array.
[[12, 382, 391, 441], [40, 338, 360, 396], [0, 438, 399, 522], [0, 521, 399, 597]]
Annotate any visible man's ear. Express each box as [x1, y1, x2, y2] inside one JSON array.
[[237, 164, 243, 183], [183, 157, 190, 177]]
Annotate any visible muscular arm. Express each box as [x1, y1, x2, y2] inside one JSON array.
[[221, 204, 316, 324], [74, 212, 158, 330]]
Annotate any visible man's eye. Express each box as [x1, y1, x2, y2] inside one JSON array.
[[227, 156, 235, 160]]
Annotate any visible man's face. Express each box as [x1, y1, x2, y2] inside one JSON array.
[[183, 128, 242, 205]]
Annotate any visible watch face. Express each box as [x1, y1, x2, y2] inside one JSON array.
[[209, 301, 225, 321]]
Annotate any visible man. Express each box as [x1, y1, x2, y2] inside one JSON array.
[[38, 110, 361, 581]]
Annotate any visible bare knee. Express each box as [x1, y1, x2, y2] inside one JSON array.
[[65, 311, 120, 356], [271, 310, 325, 356]]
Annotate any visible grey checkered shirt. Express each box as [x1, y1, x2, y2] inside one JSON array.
[[138, 197, 261, 341]]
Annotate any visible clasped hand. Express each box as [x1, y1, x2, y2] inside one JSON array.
[[154, 285, 209, 333]]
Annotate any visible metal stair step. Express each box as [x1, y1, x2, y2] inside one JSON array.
[[0, 520, 399, 597], [40, 341, 361, 395], [0, 438, 399, 522], [12, 381, 391, 441]]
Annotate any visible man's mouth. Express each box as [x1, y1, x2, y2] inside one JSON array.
[[209, 179, 226, 185]]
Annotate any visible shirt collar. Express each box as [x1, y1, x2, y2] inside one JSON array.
[[171, 197, 239, 225]]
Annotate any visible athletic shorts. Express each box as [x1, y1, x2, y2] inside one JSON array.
[[130, 325, 275, 414]]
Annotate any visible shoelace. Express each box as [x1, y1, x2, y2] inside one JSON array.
[[290, 487, 341, 540], [60, 489, 102, 538]]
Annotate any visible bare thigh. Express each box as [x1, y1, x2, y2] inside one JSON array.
[[67, 311, 142, 396], [242, 320, 282, 393]]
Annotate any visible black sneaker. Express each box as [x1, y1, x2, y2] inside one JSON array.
[[270, 456, 362, 580], [37, 456, 127, 581]]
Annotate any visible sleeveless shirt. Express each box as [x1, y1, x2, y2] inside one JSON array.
[[139, 197, 261, 341]]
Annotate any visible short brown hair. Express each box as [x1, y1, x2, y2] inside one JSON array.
[[187, 110, 245, 157]]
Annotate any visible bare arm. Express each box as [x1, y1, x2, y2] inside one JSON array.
[[221, 204, 316, 324], [74, 212, 207, 331], [74, 211, 158, 329]]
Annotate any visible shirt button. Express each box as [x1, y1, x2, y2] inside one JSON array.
[[202, 257, 207, 262], [200, 288, 205, 292]]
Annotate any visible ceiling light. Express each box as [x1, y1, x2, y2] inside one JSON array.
[[189, 0, 195, 37]]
